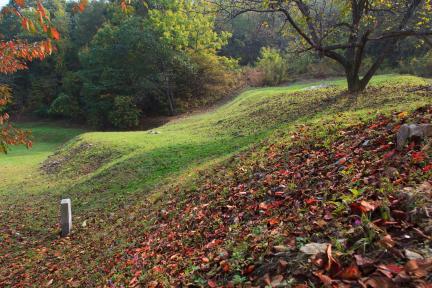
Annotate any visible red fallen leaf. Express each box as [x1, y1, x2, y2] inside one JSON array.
[[378, 144, 393, 151], [337, 157, 347, 165], [350, 203, 366, 214], [313, 271, 333, 286], [129, 277, 138, 286], [268, 218, 279, 226], [220, 260, 230, 272], [201, 257, 209, 263], [383, 149, 396, 160], [422, 164, 432, 172], [306, 198, 318, 205], [244, 264, 255, 274], [378, 263, 404, 276], [208, 280, 217, 288], [336, 264, 361, 280], [278, 169, 291, 176], [152, 266, 164, 273], [259, 202, 269, 210], [205, 239, 223, 249], [412, 151, 426, 163]]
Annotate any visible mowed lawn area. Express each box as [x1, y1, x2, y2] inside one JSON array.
[[0, 75, 431, 286], [0, 123, 84, 192]]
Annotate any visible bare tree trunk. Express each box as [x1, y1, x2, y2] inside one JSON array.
[[165, 74, 175, 116]]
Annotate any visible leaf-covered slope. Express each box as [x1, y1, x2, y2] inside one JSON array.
[[112, 106, 432, 287]]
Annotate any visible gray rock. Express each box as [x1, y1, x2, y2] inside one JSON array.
[[396, 124, 432, 151], [405, 249, 423, 260]]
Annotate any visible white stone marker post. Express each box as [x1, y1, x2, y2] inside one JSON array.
[[60, 198, 72, 237]]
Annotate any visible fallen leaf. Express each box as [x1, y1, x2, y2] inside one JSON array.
[[299, 243, 329, 255], [336, 264, 361, 280], [313, 271, 333, 286], [380, 234, 396, 249]]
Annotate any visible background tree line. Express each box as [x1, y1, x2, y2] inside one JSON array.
[[1, 0, 431, 130]]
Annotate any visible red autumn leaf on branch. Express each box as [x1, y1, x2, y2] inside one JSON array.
[[14, 0, 25, 8], [49, 27, 60, 40]]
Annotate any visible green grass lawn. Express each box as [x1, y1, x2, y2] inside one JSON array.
[[0, 74, 431, 286], [0, 122, 84, 191]]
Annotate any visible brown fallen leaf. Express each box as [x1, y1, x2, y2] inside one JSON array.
[[354, 254, 375, 267], [325, 244, 340, 272], [313, 271, 333, 287], [404, 258, 432, 278], [361, 276, 395, 288], [271, 275, 284, 286], [336, 264, 361, 280], [220, 260, 230, 273], [380, 234, 396, 249]]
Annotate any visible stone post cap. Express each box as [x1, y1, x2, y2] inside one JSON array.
[[61, 198, 71, 204]]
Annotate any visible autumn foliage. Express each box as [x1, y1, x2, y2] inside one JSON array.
[[0, 0, 63, 152]]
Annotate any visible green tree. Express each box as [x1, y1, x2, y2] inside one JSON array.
[[256, 47, 288, 85], [219, 0, 432, 93]]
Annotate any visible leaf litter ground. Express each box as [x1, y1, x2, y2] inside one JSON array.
[[115, 106, 432, 287]]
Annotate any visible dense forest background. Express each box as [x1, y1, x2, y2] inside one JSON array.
[[1, 0, 431, 130]]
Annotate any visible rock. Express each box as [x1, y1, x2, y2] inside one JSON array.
[[273, 245, 291, 252], [405, 249, 424, 260], [418, 181, 432, 195], [362, 140, 370, 147], [396, 124, 432, 151], [301, 83, 334, 91], [148, 130, 161, 134], [385, 167, 399, 179], [300, 242, 329, 255]]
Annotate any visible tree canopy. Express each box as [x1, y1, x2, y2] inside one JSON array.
[[218, 0, 432, 92]]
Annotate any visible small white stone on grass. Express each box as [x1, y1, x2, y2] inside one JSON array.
[[60, 198, 72, 237]]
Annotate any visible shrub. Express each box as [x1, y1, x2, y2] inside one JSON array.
[[408, 51, 432, 77], [175, 52, 243, 110], [49, 93, 81, 119], [108, 96, 141, 130], [255, 47, 288, 86], [243, 67, 265, 87]]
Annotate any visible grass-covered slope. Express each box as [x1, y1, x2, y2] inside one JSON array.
[[0, 75, 431, 287], [32, 75, 432, 208]]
